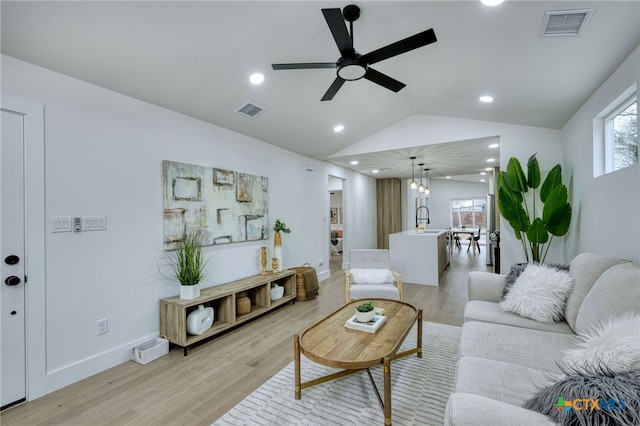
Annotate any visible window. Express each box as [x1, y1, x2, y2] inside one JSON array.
[[451, 198, 486, 228], [605, 96, 637, 172], [596, 87, 638, 177]]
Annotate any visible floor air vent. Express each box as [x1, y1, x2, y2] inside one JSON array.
[[235, 102, 264, 119], [540, 9, 594, 37]]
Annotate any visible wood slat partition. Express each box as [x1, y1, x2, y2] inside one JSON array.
[[376, 178, 402, 249]]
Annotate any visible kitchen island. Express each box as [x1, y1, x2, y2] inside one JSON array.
[[389, 229, 449, 286]]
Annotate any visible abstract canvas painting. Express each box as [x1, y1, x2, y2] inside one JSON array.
[[163, 160, 268, 249]]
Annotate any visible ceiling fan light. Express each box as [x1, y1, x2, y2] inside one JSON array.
[[337, 57, 367, 81]]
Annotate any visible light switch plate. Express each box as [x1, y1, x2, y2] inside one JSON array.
[[52, 216, 72, 233]]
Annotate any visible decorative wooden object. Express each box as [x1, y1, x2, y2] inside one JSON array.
[[272, 257, 278, 274], [260, 247, 268, 275], [160, 270, 296, 356]]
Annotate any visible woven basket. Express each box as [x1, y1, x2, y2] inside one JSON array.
[[291, 263, 316, 301]]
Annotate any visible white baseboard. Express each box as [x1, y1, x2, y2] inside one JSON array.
[[317, 269, 331, 282], [44, 334, 159, 395]]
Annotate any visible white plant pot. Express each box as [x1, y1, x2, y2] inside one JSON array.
[[180, 283, 201, 300], [270, 285, 284, 301], [356, 310, 375, 323]]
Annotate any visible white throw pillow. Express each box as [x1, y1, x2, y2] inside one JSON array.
[[562, 313, 640, 375], [499, 264, 574, 323], [350, 268, 394, 284]]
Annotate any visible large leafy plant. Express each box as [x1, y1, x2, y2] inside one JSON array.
[[497, 154, 572, 263]]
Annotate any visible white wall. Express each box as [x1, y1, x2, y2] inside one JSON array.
[[561, 45, 640, 265], [2, 55, 377, 396]]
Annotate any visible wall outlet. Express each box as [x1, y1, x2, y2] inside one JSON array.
[[97, 318, 108, 335], [318, 258, 324, 266]]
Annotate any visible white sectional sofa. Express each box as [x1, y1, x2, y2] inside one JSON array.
[[444, 253, 640, 425]]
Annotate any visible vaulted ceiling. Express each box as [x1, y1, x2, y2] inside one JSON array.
[[2, 1, 639, 180]]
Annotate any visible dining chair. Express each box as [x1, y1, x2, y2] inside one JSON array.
[[467, 227, 481, 254]]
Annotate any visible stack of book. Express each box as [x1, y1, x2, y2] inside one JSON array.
[[345, 313, 386, 333]]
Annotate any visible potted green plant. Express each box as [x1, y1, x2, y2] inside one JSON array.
[[356, 301, 375, 323], [169, 231, 208, 300], [272, 219, 291, 272], [497, 153, 572, 264]]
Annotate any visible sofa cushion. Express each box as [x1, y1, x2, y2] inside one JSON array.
[[564, 312, 640, 375], [464, 300, 574, 334], [453, 357, 561, 407], [459, 322, 575, 373], [564, 253, 629, 332], [575, 262, 640, 335], [499, 264, 574, 323], [349, 283, 400, 300], [444, 393, 556, 426]]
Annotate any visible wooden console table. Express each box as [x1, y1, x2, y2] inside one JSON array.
[[160, 270, 296, 355]]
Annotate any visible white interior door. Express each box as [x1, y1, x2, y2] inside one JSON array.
[[1, 108, 27, 410]]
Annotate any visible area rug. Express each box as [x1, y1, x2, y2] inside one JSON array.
[[213, 321, 461, 426]]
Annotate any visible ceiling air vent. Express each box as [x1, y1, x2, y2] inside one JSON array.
[[235, 102, 264, 119], [540, 9, 594, 37]]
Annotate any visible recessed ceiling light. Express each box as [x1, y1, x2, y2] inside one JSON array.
[[480, 172, 487, 175], [249, 73, 264, 85], [479, 95, 494, 103], [481, 0, 504, 6], [480, 179, 486, 182], [487, 158, 495, 162], [350, 160, 359, 165], [372, 169, 380, 174], [334, 124, 344, 132], [489, 143, 499, 148], [485, 167, 493, 171], [446, 176, 451, 179]]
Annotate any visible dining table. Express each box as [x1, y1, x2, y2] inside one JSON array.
[[449, 228, 478, 255]]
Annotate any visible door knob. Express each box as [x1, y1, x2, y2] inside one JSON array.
[[4, 255, 19, 265], [4, 276, 21, 286]]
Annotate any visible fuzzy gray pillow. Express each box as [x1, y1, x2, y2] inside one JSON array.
[[523, 367, 640, 426], [502, 263, 528, 299], [502, 262, 570, 299]]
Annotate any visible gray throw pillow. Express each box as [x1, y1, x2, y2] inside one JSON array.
[[502, 263, 528, 299], [523, 367, 640, 426]]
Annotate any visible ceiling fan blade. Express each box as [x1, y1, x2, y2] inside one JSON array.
[[321, 77, 346, 101], [322, 8, 353, 56], [361, 28, 437, 65], [272, 62, 336, 70], [364, 68, 406, 93]]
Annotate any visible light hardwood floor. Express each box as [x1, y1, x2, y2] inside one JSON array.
[[2, 247, 492, 425]]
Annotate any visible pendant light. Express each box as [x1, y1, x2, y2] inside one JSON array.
[[409, 157, 418, 189], [418, 163, 426, 192], [424, 168, 431, 195]]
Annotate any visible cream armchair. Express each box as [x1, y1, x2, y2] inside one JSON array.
[[345, 249, 403, 303]]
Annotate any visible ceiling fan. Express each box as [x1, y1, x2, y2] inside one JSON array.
[[272, 4, 437, 101]]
